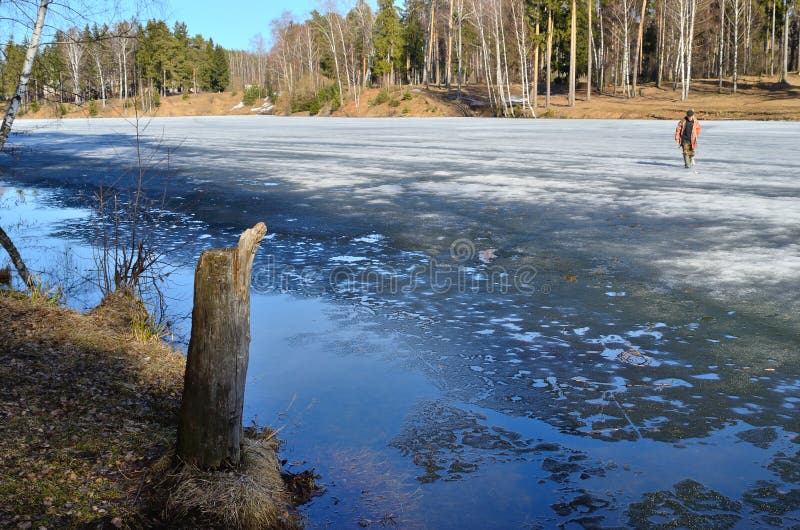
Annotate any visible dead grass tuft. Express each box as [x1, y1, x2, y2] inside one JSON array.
[[164, 432, 300, 529], [89, 288, 150, 332]]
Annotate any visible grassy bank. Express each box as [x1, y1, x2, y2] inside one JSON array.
[[0, 290, 185, 527], [16, 75, 800, 121], [0, 290, 304, 529]]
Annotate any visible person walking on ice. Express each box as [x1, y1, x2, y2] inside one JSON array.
[[675, 110, 701, 168]]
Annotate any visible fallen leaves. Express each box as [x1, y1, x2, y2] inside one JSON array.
[[0, 292, 185, 528]]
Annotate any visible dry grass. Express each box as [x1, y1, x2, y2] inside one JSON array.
[[163, 432, 299, 530], [0, 290, 302, 529], [507, 75, 800, 120], [18, 74, 800, 121], [339, 75, 800, 120], [0, 290, 185, 528], [334, 86, 466, 117], [22, 92, 254, 120]]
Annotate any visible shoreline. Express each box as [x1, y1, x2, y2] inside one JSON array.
[[0, 290, 303, 528], [13, 76, 800, 122]]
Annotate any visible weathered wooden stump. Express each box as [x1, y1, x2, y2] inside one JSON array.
[[176, 222, 267, 469]]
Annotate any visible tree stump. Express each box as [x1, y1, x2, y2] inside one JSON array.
[[176, 222, 267, 469]]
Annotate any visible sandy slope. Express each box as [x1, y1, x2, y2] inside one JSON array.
[[16, 75, 800, 121]]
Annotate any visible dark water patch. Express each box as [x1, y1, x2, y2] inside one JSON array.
[[626, 479, 742, 529], [742, 481, 800, 525], [737, 427, 779, 449]]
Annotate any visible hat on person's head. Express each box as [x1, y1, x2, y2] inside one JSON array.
[[686, 109, 695, 117]]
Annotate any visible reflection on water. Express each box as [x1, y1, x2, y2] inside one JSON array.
[[3, 183, 799, 528], [2, 116, 800, 528]]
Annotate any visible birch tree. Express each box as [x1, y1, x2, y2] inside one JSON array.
[[445, 0, 455, 86], [632, 0, 648, 97], [718, 0, 725, 90], [587, 0, 593, 101], [0, 0, 50, 150], [423, 0, 436, 87], [568, 0, 577, 106], [546, 5, 553, 108], [732, 0, 741, 93], [64, 28, 86, 103], [670, 0, 698, 100], [780, 0, 790, 83]]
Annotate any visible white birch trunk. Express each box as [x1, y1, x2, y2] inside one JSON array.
[[569, 0, 577, 106], [733, 0, 740, 93], [781, 0, 789, 83], [0, 0, 50, 151], [587, 0, 593, 101]]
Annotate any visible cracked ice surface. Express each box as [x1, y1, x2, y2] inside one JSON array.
[[14, 116, 800, 312], [6, 116, 800, 528]]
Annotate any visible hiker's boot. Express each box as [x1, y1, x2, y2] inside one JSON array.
[[683, 154, 690, 168]]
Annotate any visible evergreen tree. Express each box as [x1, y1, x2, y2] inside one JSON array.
[[137, 19, 176, 95], [373, 0, 405, 84], [402, 0, 427, 84], [1, 38, 27, 99], [209, 43, 229, 91], [172, 22, 192, 92]]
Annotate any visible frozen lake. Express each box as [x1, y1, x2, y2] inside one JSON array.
[[2, 116, 800, 528]]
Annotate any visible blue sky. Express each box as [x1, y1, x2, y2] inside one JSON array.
[[0, 1, 384, 51], [164, 0, 379, 51]]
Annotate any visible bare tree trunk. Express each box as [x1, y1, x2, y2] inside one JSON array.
[[123, 45, 130, 100], [796, 2, 800, 74], [686, 0, 697, 99], [771, 0, 777, 76], [497, 1, 514, 116], [0, 0, 50, 151], [733, 0, 740, 93], [95, 55, 107, 107], [117, 51, 124, 99], [533, 20, 540, 109], [66, 31, 83, 104], [587, 0, 593, 102], [510, 0, 531, 114], [677, 0, 686, 95], [781, 0, 790, 82], [633, 0, 648, 97], [473, 1, 496, 108], [434, 23, 441, 86], [492, 0, 508, 115], [546, 8, 553, 108], [599, 3, 606, 92], [744, 0, 752, 74], [176, 223, 267, 469], [424, 0, 436, 88], [623, 5, 632, 98], [446, 0, 455, 87], [320, 14, 344, 107], [0, 225, 35, 288], [569, 0, 577, 106], [457, 0, 464, 97], [335, 17, 354, 102], [657, 0, 665, 88], [719, 0, 726, 90]]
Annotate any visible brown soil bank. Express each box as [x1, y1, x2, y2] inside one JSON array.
[[357, 76, 800, 120], [334, 75, 800, 120], [0, 291, 302, 529], [536, 77, 800, 120], [18, 75, 800, 121]]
